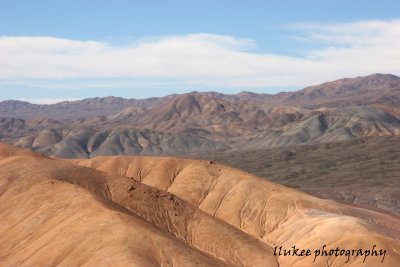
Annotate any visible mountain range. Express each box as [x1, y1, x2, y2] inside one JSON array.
[[1, 73, 399, 213], [2, 73, 399, 120], [2, 73, 400, 155]]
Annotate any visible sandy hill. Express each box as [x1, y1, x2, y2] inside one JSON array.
[[1, 143, 399, 266], [0, 142, 41, 159]]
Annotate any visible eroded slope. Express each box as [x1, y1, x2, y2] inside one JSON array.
[[0, 143, 399, 266], [71, 155, 400, 266], [0, 143, 277, 267]]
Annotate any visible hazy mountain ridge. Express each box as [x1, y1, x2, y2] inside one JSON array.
[[0, 96, 165, 119], [1, 73, 399, 120], [276, 73, 400, 107]]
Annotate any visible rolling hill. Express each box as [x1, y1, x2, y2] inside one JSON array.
[[1, 143, 399, 266]]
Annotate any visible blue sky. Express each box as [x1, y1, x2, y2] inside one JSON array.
[[1, 0, 400, 103]]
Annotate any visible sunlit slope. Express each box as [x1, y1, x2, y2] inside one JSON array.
[[0, 144, 277, 267], [71, 156, 400, 266], [0, 143, 399, 266]]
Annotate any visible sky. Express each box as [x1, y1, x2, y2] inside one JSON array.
[[1, 0, 400, 103]]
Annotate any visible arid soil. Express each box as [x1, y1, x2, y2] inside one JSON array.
[[196, 136, 400, 213], [1, 143, 399, 266]]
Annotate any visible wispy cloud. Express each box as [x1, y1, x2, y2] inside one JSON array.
[[0, 19, 399, 88], [18, 98, 79, 104]]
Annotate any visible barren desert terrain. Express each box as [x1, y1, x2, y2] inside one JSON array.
[[1, 74, 400, 213], [2, 1, 400, 266], [0, 143, 399, 266]]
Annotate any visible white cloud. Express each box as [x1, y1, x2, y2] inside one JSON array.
[[18, 98, 79, 104], [0, 19, 399, 88]]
